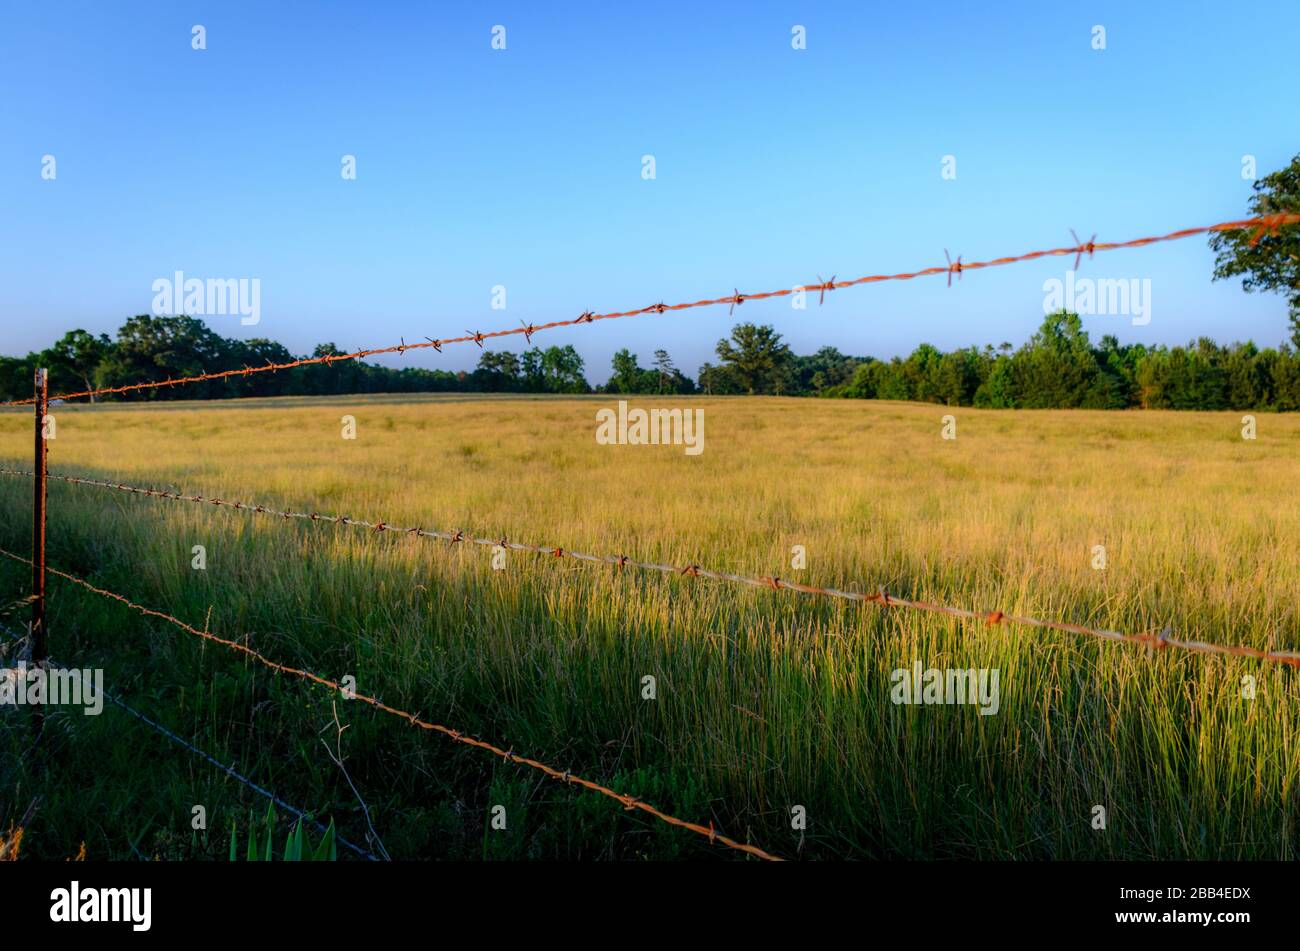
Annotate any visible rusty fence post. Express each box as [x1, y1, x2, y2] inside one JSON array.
[[32, 367, 47, 738]]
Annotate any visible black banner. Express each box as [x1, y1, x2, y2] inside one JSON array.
[[1, 860, 1287, 938]]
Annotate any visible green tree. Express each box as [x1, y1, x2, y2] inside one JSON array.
[[474, 350, 522, 391], [1015, 311, 1102, 408], [520, 349, 544, 390], [697, 361, 729, 395], [608, 348, 645, 393], [94, 315, 231, 400], [0, 355, 35, 403], [538, 345, 588, 393], [792, 346, 863, 395], [652, 349, 675, 393], [934, 347, 981, 406], [714, 323, 793, 395], [39, 329, 112, 401], [1209, 153, 1300, 347], [295, 342, 365, 395], [973, 355, 1017, 408], [222, 338, 295, 397]]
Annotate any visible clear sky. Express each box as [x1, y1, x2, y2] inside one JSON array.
[[1, 1, 1297, 382]]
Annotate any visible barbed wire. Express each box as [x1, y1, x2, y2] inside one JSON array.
[[0, 545, 781, 861], [3, 212, 1296, 408], [4, 465, 1298, 669], [0, 618, 379, 861]]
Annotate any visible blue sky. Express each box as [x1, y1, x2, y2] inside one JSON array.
[[1, 1, 1297, 382]]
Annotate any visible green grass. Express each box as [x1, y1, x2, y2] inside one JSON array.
[[0, 393, 1297, 860]]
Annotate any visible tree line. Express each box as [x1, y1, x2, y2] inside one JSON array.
[[3, 311, 1300, 410], [4, 153, 1296, 410]]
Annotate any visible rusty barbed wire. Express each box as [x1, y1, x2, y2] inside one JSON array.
[[0, 543, 781, 861], [5, 466, 1299, 669], [3, 212, 1297, 408]]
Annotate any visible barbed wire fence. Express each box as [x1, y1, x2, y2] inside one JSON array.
[[0, 546, 782, 862], [4, 467, 1298, 669], [0, 619, 380, 861], [2, 212, 1298, 862]]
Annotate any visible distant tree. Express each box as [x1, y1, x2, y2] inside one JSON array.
[[474, 350, 522, 391], [0, 355, 34, 403], [1087, 334, 1136, 409], [295, 342, 364, 395], [538, 345, 589, 393], [697, 361, 718, 395], [1272, 348, 1300, 410], [1223, 341, 1267, 409], [41, 329, 111, 401], [94, 315, 231, 400], [520, 348, 544, 390], [1209, 153, 1300, 347], [230, 338, 296, 397], [973, 354, 1017, 408], [900, 343, 944, 402], [653, 349, 675, 393], [714, 323, 793, 395], [608, 348, 645, 393], [934, 347, 981, 406], [1014, 311, 1101, 408], [792, 346, 863, 395]]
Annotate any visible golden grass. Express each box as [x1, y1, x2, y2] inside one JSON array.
[[0, 394, 1297, 859]]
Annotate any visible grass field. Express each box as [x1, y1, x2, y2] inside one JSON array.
[[1, 393, 1298, 860]]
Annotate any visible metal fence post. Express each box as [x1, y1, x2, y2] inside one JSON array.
[[32, 367, 47, 737]]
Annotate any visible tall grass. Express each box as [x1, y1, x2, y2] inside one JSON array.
[[0, 393, 1297, 859]]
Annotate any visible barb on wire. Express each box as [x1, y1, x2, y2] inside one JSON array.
[[816, 275, 834, 306], [944, 250, 962, 287], [6, 466, 1299, 670], [0, 619, 378, 861], [0, 546, 781, 861], [1070, 229, 1096, 271], [4, 213, 1298, 407]]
